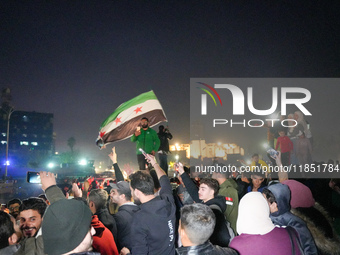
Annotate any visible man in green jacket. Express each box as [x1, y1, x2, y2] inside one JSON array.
[[212, 170, 239, 235], [131, 117, 160, 170]]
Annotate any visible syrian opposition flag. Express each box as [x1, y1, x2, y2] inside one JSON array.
[[96, 90, 167, 149]]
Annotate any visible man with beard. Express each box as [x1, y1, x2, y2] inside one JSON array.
[[131, 117, 160, 170], [18, 198, 46, 238], [120, 154, 176, 255], [14, 198, 47, 255], [7, 198, 22, 220]]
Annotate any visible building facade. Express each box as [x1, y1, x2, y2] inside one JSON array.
[[0, 110, 54, 167]]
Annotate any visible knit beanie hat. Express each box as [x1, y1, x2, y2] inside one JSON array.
[[42, 198, 92, 255], [282, 180, 315, 208]]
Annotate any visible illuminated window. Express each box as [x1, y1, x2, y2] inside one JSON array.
[[31, 142, 38, 146], [22, 134, 27, 137], [2, 133, 6, 137], [20, 141, 29, 146], [1, 141, 6, 144]]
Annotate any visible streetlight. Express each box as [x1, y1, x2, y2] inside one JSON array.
[[5, 107, 14, 178]]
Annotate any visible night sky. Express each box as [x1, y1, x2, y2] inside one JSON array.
[[1, 1, 340, 168]]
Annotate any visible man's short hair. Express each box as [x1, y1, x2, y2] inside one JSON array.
[[200, 178, 220, 197], [130, 171, 154, 195], [252, 153, 259, 158], [7, 198, 22, 208], [262, 188, 276, 204], [19, 198, 47, 217], [213, 163, 229, 178], [141, 117, 149, 122], [0, 211, 15, 249], [88, 189, 109, 210], [180, 204, 216, 245]]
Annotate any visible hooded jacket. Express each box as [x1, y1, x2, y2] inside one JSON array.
[[91, 215, 119, 255], [130, 175, 176, 255], [113, 203, 139, 251], [204, 195, 231, 247], [95, 207, 117, 241], [267, 183, 318, 255]]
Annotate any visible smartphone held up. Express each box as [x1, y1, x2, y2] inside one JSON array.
[[26, 171, 57, 184]]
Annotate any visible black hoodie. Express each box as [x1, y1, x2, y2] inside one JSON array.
[[113, 203, 139, 251], [130, 175, 176, 255], [181, 172, 231, 247], [205, 196, 231, 247]]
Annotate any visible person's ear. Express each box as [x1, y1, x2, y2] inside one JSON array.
[[134, 189, 141, 198], [269, 202, 278, 213], [178, 220, 185, 239], [8, 233, 18, 245]]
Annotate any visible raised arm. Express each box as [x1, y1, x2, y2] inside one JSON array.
[[108, 146, 125, 182]]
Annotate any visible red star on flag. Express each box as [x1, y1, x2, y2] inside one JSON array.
[[99, 132, 106, 138], [134, 106, 143, 114], [114, 117, 122, 125]]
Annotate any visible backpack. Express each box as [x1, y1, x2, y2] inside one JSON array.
[[209, 204, 235, 246]]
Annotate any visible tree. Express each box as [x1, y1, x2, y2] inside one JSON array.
[[67, 137, 76, 153]]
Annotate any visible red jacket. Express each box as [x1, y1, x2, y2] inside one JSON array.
[[276, 136, 293, 153], [91, 215, 119, 255]]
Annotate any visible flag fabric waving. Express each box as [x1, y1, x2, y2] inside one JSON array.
[[96, 90, 167, 149]]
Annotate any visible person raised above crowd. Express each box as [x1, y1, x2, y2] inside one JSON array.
[[275, 129, 293, 166], [157, 125, 173, 175], [131, 117, 160, 170]]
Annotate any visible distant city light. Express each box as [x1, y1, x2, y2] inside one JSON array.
[[55, 152, 59, 155], [5, 160, 10, 166], [47, 162, 55, 168], [79, 159, 87, 165]]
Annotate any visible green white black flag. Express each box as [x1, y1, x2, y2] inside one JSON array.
[[96, 90, 167, 148]]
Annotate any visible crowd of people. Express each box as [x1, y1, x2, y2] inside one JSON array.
[[0, 116, 340, 255]]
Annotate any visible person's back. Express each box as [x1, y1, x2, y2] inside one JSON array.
[[212, 170, 239, 234], [120, 156, 176, 255], [130, 173, 176, 254], [113, 203, 139, 250], [229, 192, 302, 255], [88, 188, 117, 240]]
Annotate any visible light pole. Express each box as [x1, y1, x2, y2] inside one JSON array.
[[5, 107, 14, 178]]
